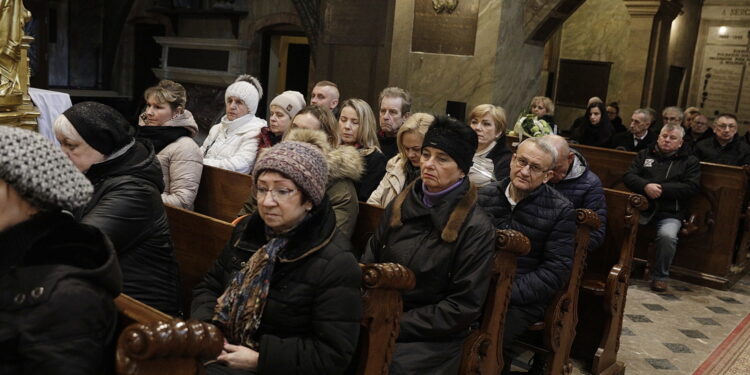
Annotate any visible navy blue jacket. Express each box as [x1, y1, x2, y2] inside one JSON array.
[[478, 179, 577, 309], [549, 151, 607, 251]]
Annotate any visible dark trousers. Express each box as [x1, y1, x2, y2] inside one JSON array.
[[501, 304, 545, 375]]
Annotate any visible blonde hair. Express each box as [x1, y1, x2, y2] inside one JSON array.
[[144, 80, 187, 111], [396, 113, 433, 167], [531, 96, 555, 116], [469, 104, 507, 134], [340, 98, 380, 150], [292, 105, 340, 148]]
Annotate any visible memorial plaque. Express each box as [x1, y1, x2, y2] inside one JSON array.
[[412, 0, 479, 56], [696, 26, 750, 123]]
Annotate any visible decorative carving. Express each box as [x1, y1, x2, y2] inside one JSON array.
[[356, 263, 415, 375], [0, 0, 30, 102], [459, 229, 530, 374], [116, 319, 224, 375], [432, 0, 459, 14]]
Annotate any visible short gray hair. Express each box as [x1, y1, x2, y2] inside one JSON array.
[[521, 137, 558, 169], [53, 114, 84, 143], [662, 106, 684, 120], [660, 124, 685, 139], [634, 108, 654, 124]]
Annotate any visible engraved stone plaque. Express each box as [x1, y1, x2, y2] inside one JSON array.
[[412, 0, 478, 55]]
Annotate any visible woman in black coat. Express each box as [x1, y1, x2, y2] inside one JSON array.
[[0, 126, 122, 374], [571, 102, 614, 148], [191, 141, 362, 374], [363, 116, 495, 374], [54, 101, 180, 315]]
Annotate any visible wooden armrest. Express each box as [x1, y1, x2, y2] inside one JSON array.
[[116, 319, 224, 375], [359, 263, 416, 291]]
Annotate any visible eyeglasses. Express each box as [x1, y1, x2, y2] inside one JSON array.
[[663, 116, 680, 122], [716, 124, 737, 130], [256, 187, 298, 202], [513, 157, 548, 175]]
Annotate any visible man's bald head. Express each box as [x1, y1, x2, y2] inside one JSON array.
[[542, 134, 574, 183]]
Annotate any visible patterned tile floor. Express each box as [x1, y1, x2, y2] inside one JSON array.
[[510, 275, 750, 374]]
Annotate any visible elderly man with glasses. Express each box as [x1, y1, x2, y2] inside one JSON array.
[[478, 137, 577, 375], [694, 113, 750, 166], [662, 106, 684, 127]]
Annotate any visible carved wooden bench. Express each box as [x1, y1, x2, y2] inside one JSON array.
[[571, 189, 648, 375], [459, 229, 531, 374], [355, 263, 416, 375], [572, 143, 750, 289], [516, 208, 601, 375], [164, 204, 235, 316], [193, 165, 253, 222], [114, 294, 223, 375]]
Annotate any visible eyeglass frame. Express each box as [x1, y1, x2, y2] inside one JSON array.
[[512, 155, 550, 175], [256, 186, 300, 202]]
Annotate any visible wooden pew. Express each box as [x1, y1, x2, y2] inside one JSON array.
[[460, 229, 531, 374], [516, 209, 601, 375], [164, 205, 235, 316], [572, 189, 648, 375], [193, 165, 253, 222], [356, 263, 416, 375], [572, 143, 750, 289], [352, 202, 385, 259], [114, 294, 223, 375]]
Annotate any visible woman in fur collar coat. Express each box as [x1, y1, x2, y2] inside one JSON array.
[[239, 128, 363, 240], [362, 116, 495, 374], [137, 80, 203, 210]]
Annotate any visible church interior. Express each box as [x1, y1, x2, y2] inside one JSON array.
[[3, 0, 750, 374]]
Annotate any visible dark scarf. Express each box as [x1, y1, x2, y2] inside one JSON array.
[[135, 126, 190, 153]]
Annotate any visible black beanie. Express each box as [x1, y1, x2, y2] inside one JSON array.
[[63, 101, 133, 155], [422, 115, 478, 174]]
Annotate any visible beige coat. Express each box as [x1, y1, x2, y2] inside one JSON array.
[[139, 110, 203, 210], [367, 154, 408, 208], [238, 128, 363, 239]]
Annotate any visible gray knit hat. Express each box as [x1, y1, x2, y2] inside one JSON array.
[[0, 126, 93, 211], [252, 141, 328, 205]]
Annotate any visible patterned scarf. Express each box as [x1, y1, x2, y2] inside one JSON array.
[[212, 235, 290, 349]]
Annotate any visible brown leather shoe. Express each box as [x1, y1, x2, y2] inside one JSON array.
[[650, 279, 668, 292]]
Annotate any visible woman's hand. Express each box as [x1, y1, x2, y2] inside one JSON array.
[[217, 342, 259, 370]]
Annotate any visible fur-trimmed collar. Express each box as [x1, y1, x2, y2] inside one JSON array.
[[388, 179, 477, 243], [283, 128, 364, 183]]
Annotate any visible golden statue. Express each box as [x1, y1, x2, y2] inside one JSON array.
[[0, 0, 31, 105]]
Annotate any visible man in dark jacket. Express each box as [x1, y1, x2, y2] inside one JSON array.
[[610, 108, 657, 152], [545, 135, 607, 251], [376, 87, 412, 159], [694, 113, 750, 166], [623, 124, 701, 292], [478, 137, 577, 375]]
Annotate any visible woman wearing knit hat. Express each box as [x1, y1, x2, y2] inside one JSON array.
[[363, 115, 495, 374], [54, 101, 180, 315], [192, 141, 362, 374], [201, 74, 268, 174], [238, 127, 363, 240], [137, 79, 203, 210], [0, 126, 122, 373], [255, 90, 307, 155], [338, 98, 388, 201]]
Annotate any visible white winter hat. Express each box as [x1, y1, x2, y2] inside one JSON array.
[[270, 91, 306, 119], [225, 75, 263, 116]]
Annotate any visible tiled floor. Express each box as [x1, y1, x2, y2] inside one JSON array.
[[510, 275, 750, 374]]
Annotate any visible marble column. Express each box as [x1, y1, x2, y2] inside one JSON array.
[[621, 0, 682, 118]]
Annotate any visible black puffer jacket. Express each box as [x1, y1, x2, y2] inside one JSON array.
[[191, 198, 362, 375], [363, 179, 495, 343], [0, 211, 122, 375], [356, 149, 387, 201], [75, 140, 179, 315], [487, 135, 513, 180], [478, 179, 577, 309], [549, 151, 607, 251], [623, 144, 701, 222], [694, 134, 750, 166]]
